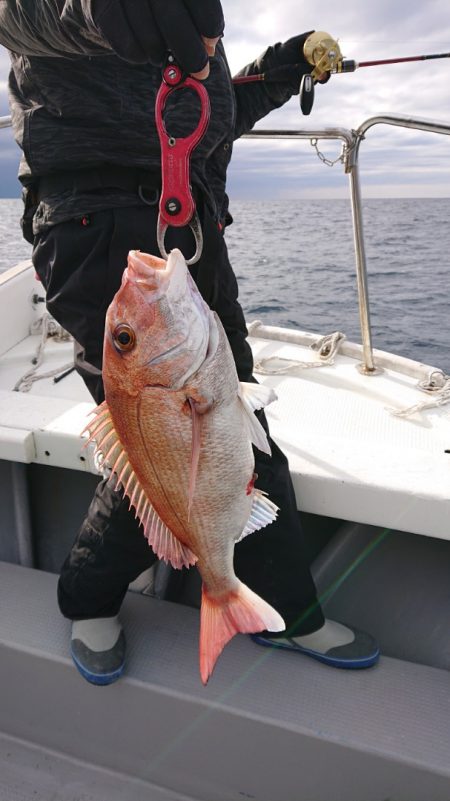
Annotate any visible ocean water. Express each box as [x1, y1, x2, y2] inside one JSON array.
[[1, 197, 449, 373]]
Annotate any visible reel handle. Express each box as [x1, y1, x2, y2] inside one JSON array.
[[299, 74, 315, 115]]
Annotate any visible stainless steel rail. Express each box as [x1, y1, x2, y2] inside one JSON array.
[[245, 113, 450, 373], [349, 115, 449, 372], [3, 112, 450, 373], [243, 125, 379, 372], [356, 113, 450, 139]]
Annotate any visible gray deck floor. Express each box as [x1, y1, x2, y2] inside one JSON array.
[[0, 731, 196, 801], [1, 561, 450, 801]]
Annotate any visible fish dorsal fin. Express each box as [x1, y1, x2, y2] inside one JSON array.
[[238, 382, 277, 455], [82, 402, 197, 570], [236, 488, 279, 543]]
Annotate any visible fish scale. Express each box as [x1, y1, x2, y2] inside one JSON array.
[[111, 350, 255, 551], [85, 248, 285, 682]]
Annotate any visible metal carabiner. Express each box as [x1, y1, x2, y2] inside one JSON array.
[[156, 208, 204, 266], [155, 57, 210, 265]]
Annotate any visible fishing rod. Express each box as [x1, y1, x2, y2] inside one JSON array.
[[336, 52, 450, 72], [233, 31, 450, 115]]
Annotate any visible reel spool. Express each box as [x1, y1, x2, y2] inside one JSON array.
[[303, 31, 343, 79]]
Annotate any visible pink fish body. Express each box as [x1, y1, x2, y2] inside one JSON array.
[[84, 248, 284, 682]]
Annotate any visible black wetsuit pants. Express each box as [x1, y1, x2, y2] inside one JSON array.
[[32, 203, 325, 636]]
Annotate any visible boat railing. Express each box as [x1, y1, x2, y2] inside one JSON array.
[[244, 114, 450, 374], [2, 112, 450, 374]]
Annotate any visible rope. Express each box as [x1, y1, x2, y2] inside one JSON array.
[[13, 312, 73, 393], [254, 331, 346, 375], [250, 320, 450, 419], [389, 370, 450, 418]]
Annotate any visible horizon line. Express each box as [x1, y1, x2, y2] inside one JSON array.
[[1, 194, 450, 201]]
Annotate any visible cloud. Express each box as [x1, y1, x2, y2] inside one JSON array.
[[1, 1, 450, 197], [224, 0, 450, 198]]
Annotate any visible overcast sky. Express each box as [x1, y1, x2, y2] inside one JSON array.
[[1, 0, 450, 199]]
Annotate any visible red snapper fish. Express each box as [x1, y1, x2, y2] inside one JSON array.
[[84, 248, 284, 683]]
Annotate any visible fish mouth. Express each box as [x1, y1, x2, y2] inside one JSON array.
[[125, 250, 168, 294], [123, 248, 212, 386], [127, 251, 167, 276]]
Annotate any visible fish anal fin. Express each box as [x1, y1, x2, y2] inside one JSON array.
[[199, 582, 285, 684], [236, 488, 279, 543]]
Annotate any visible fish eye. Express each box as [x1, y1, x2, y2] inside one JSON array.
[[113, 323, 136, 352]]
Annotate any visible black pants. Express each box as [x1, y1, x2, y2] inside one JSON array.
[[33, 203, 324, 636]]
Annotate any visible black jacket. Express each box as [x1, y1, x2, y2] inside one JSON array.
[[0, 1, 297, 231]]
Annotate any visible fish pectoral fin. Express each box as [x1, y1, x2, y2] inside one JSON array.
[[186, 392, 213, 518], [199, 581, 285, 684], [187, 397, 205, 519], [187, 390, 213, 415], [82, 401, 197, 570], [236, 489, 279, 543], [238, 382, 277, 455]]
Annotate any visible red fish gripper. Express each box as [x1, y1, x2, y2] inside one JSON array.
[[155, 58, 211, 265]]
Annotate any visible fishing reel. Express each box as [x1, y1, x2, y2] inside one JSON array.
[[298, 32, 450, 112], [300, 31, 343, 114]]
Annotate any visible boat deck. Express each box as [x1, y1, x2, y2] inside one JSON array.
[[0, 262, 449, 540], [250, 326, 450, 540]]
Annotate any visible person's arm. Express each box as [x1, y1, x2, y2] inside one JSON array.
[[232, 32, 328, 139], [0, 0, 224, 74]]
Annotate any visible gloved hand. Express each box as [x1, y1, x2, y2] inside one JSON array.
[[270, 32, 330, 94], [88, 0, 224, 76]]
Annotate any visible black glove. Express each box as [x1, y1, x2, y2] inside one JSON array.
[[272, 32, 331, 115], [246, 31, 331, 108], [89, 0, 224, 71], [270, 32, 314, 93]]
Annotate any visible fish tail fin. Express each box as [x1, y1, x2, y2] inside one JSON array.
[[199, 582, 285, 684]]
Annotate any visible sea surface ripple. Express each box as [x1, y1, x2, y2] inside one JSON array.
[[1, 197, 449, 373]]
